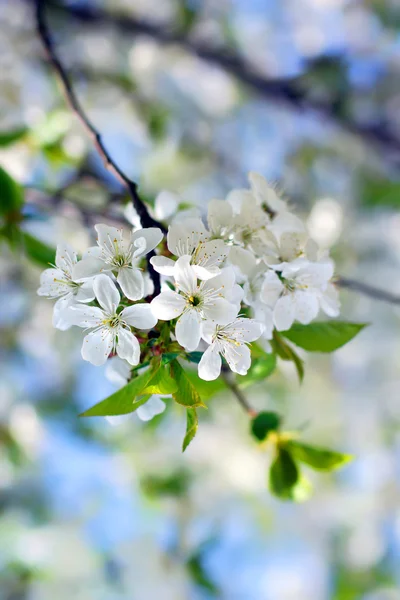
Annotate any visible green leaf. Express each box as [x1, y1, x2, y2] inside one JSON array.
[[185, 369, 226, 400], [0, 127, 27, 147], [284, 440, 353, 471], [143, 364, 177, 395], [268, 448, 299, 500], [21, 232, 56, 267], [186, 351, 203, 364], [272, 332, 304, 382], [289, 474, 314, 502], [281, 321, 367, 353], [361, 175, 400, 208], [251, 411, 281, 442], [170, 360, 206, 408], [0, 166, 24, 218], [161, 352, 180, 365], [182, 408, 198, 452], [239, 352, 276, 388], [81, 368, 156, 417]]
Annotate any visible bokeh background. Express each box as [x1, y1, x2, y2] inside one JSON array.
[[1, 0, 400, 598]]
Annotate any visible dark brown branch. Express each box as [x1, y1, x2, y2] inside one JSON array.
[[222, 371, 257, 418], [47, 1, 400, 167], [336, 277, 400, 305], [34, 0, 165, 294]]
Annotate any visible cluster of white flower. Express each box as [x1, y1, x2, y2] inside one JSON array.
[[38, 172, 339, 398]]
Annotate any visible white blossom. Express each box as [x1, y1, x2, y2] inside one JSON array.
[[151, 217, 229, 280], [198, 317, 264, 381], [125, 189, 180, 228], [37, 242, 94, 330], [73, 224, 163, 300], [151, 256, 240, 351], [69, 274, 157, 366], [248, 171, 288, 215], [260, 259, 340, 331]]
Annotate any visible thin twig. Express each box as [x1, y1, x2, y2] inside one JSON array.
[[34, 0, 165, 295], [336, 277, 400, 306], [47, 1, 400, 167], [222, 371, 257, 418]]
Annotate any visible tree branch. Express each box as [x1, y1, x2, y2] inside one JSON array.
[[336, 277, 400, 305], [222, 371, 257, 418], [47, 0, 400, 167], [34, 0, 165, 295]]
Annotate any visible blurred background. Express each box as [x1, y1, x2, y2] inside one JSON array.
[[1, 0, 400, 598]]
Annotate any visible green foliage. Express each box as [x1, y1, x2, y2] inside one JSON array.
[[284, 440, 353, 471], [80, 361, 174, 417], [20, 232, 56, 267], [186, 542, 220, 596], [141, 468, 191, 498], [268, 448, 299, 499], [0, 127, 27, 146], [251, 411, 281, 442], [186, 370, 226, 400], [0, 165, 24, 218], [182, 408, 198, 452], [272, 332, 304, 382], [239, 351, 276, 388], [361, 174, 400, 208], [281, 321, 366, 353], [186, 351, 203, 364], [170, 360, 206, 408]]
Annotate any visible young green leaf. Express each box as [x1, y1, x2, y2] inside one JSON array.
[[281, 321, 367, 353], [268, 448, 299, 500], [251, 411, 281, 442], [0, 127, 27, 147], [0, 166, 24, 218], [21, 232, 56, 267], [182, 408, 198, 452], [185, 370, 226, 400], [170, 360, 206, 408], [272, 333, 304, 382], [80, 368, 157, 417], [284, 440, 353, 471], [186, 351, 203, 364], [239, 352, 276, 388], [143, 364, 177, 395]]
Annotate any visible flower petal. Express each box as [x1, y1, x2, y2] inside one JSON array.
[[105, 356, 131, 387], [131, 227, 164, 257], [150, 255, 176, 276], [82, 328, 113, 366], [52, 295, 73, 331], [248, 171, 287, 213], [319, 283, 340, 317], [94, 274, 120, 314], [37, 268, 68, 298], [75, 280, 95, 303], [202, 297, 238, 325], [293, 291, 319, 324], [207, 199, 233, 236], [122, 303, 157, 330], [201, 320, 216, 344], [167, 218, 207, 256], [68, 305, 104, 328], [176, 309, 201, 351], [95, 224, 124, 254], [224, 342, 251, 376], [154, 190, 180, 221], [72, 256, 106, 281], [136, 396, 166, 421], [174, 255, 197, 296], [117, 267, 144, 301], [273, 295, 296, 331], [224, 317, 264, 343], [116, 328, 140, 366], [198, 343, 222, 381], [55, 242, 77, 273], [260, 271, 284, 308], [151, 291, 186, 320]]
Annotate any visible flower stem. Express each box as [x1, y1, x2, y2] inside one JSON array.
[[222, 371, 257, 418]]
